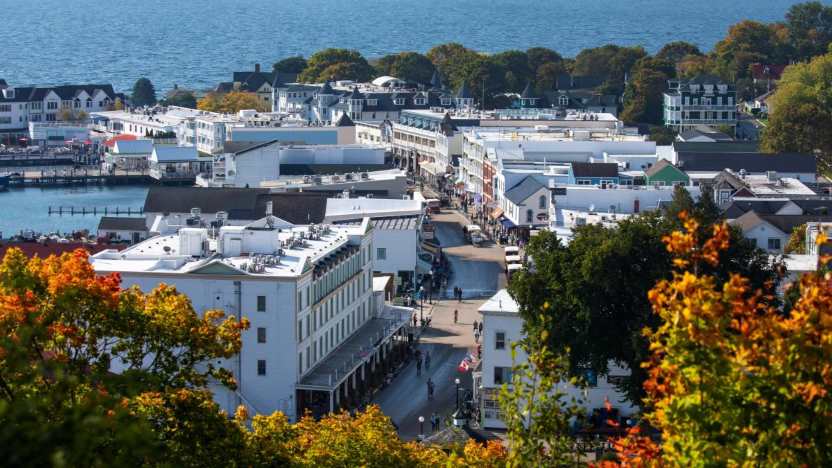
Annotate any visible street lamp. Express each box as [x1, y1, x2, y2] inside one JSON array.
[[454, 378, 461, 411], [419, 286, 425, 323], [418, 415, 425, 440]]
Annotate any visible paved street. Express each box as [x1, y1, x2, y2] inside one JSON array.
[[374, 207, 506, 439], [431, 209, 506, 298]]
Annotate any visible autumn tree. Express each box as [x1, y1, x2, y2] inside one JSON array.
[[299, 48, 375, 83], [163, 86, 197, 108], [426, 42, 482, 90], [655, 41, 703, 64], [198, 91, 269, 113], [610, 214, 832, 465], [620, 57, 675, 124], [711, 20, 789, 80], [571, 45, 647, 95], [785, 1, 832, 60], [761, 50, 832, 174]]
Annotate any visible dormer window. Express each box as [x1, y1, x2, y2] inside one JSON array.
[[717, 85, 728, 94], [558, 95, 569, 106], [440, 97, 452, 106], [689, 84, 700, 93], [414, 97, 426, 106], [394, 98, 405, 106], [366, 98, 378, 106]]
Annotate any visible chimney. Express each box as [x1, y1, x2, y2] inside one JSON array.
[[255, 63, 261, 73]]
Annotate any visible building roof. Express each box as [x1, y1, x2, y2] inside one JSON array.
[[678, 128, 733, 142], [0, 242, 124, 258], [504, 176, 547, 204], [430, 70, 443, 89], [570, 162, 619, 178], [112, 139, 154, 154], [0, 84, 116, 103], [673, 141, 759, 153], [730, 211, 832, 235], [97, 217, 148, 232], [677, 152, 817, 174], [334, 113, 355, 127], [151, 145, 199, 162], [644, 159, 678, 177], [520, 82, 535, 99], [143, 186, 327, 223], [479, 289, 520, 314], [319, 81, 334, 95], [224, 139, 279, 155]]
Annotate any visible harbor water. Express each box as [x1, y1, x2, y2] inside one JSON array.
[[0, 185, 148, 238]]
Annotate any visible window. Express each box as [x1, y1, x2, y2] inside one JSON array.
[[257, 327, 266, 343], [767, 238, 782, 250], [298, 353, 303, 373], [257, 295, 266, 312], [376, 247, 387, 260], [414, 97, 426, 105], [495, 331, 505, 350], [558, 95, 569, 106], [538, 195, 546, 209], [257, 359, 266, 375], [494, 366, 512, 385], [525, 209, 533, 223]]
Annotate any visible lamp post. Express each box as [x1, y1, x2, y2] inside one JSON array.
[[454, 378, 461, 411], [418, 415, 425, 440], [419, 286, 424, 323]]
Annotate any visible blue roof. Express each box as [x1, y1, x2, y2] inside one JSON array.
[[504, 176, 547, 205]]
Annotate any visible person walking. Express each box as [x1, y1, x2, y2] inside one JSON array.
[[472, 320, 478, 333], [431, 412, 439, 432], [425, 351, 431, 370], [454, 309, 458, 324], [427, 378, 434, 401], [458, 287, 463, 302], [478, 321, 483, 334], [474, 330, 480, 343], [416, 356, 422, 377]]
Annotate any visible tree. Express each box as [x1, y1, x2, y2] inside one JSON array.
[[198, 91, 269, 113], [163, 87, 197, 108], [492, 50, 531, 92], [785, 1, 832, 60], [655, 41, 703, 64], [785, 222, 808, 254], [648, 126, 677, 145], [761, 51, 832, 174], [298, 48, 374, 83], [611, 215, 832, 465], [526, 47, 563, 75], [426, 42, 481, 90], [508, 190, 777, 404], [620, 63, 671, 124], [712, 20, 788, 80], [131, 77, 157, 107], [374, 52, 435, 85], [571, 45, 647, 95], [535, 61, 567, 94], [272, 56, 308, 74]]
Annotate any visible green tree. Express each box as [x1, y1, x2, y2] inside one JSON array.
[[492, 50, 531, 92], [131, 77, 157, 107], [535, 61, 567, 94], [648, 126, 678, 145], [785, 1, 832, 60], [374, 51, 435, 84], [655, 41, 703, 64], [426, 42, 481, 90], [761, 51, 832, 174], [620, 59, 672, 124], [508, 190, 777, 404], [526, 47, 563, 75], [572, 44, 647, 95], [163, 87, 197, 108], [299, 49, 374, 83], [273, 55, 308, 74], [712, 20, 788, 80]]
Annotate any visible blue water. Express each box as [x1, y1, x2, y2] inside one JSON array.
[[0, 185, 148, 237], [0, 0, 807, 93]]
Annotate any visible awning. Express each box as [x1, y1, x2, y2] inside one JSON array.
[[489, 207, 504, 220], [500, 218, 516, 229]]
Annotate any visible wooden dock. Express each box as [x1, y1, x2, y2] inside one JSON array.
[[5, 169, 152, 187], [48, 206, 144, 216]]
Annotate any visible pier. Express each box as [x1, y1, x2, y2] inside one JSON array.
[[5, 168, 152, 187], [48, 206, 144, 216]]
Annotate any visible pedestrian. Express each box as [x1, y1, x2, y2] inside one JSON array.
[[416, 357, 422, 377], [473, 320, 478, 333], [474, 330, 480, 343], [413, 314, 417, 328], [458, 287, 463, 302], [427, 378, 434, 400], [454, 309, 458, 324], [425, 351, 431, 370], [478, 321, 483, 334], [430, 412, 437, 432]]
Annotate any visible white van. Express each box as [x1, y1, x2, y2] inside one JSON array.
[[465, 225, 483, 246]]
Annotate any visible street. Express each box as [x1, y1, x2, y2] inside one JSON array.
[[373, 207, 506, 439]]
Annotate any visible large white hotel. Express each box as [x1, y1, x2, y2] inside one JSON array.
[[91, 208, 410, 420]]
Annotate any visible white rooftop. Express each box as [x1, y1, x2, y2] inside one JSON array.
[[325, 197, 422, 222], [151, 145, 199, 162], [260, 168, 406, 189], [91, 218, 370, 278], [742, 175, 815, 196], [479, 289, 520, 314]]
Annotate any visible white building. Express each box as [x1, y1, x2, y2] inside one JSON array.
[[0, 82, 117, 137], [91, 215, 411, 420], [148, 145, 208, 181], [105, 138, 154, 170], [27, 121, 91, 146], [475, 290, 636, 429], [663, 76, 737, 132]]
